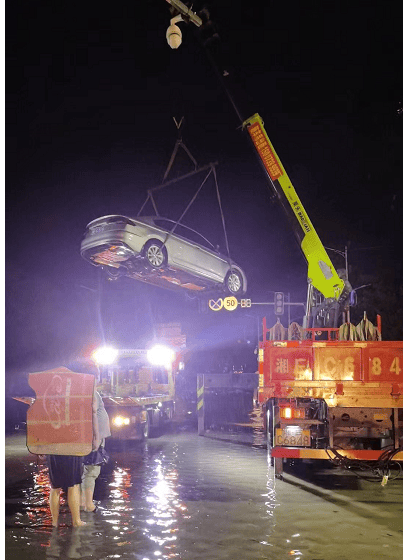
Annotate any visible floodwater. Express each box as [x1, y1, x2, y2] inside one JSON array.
[[5, 431, 403, 560]]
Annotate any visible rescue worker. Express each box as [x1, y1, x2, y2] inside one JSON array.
[[81, 390, 111, 512]]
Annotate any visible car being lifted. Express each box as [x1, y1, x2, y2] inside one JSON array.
[[81, 215, 247, 295]]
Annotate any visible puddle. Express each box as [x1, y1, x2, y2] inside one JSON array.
[[5, 433, 403, 560]]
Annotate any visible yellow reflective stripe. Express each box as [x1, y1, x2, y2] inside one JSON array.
[[197, 386, 204, 398], [197, 399, 204, 410]]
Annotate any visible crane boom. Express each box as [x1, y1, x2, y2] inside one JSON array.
[[243, 113, 345, 302]]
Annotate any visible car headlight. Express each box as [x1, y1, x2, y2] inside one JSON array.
[[112, 415, 131, 427]]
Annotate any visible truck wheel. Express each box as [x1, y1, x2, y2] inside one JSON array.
[[143, 240, 168, 269], [274, 457, 284, 479]]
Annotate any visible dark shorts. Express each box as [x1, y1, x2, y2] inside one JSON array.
[[46, 455, 83, 490]]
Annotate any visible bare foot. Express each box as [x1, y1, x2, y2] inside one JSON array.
[[72, 519, 87, 527], [85, 505, 96, 512]]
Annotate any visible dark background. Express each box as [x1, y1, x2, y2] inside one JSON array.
[[6, 0, 403, 391]]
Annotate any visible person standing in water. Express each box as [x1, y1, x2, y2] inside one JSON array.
[[81, 390, 111, 512], [46, 373, 100, 527]]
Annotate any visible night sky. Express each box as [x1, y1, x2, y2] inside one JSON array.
[[6, 0, 403, 386]]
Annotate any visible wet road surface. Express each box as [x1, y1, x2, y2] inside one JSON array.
[[5, 430, 403, 560]]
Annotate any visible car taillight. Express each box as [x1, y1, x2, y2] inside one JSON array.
[[280, 407, 305, 419]]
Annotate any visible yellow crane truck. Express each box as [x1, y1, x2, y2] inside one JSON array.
[[243, 114, 402, 477]]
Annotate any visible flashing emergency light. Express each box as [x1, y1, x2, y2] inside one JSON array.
[[147, 344, 175, 368], [92, 346, 119, 366]]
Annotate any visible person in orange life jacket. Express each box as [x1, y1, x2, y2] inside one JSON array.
[[46, 374, 100, 527]]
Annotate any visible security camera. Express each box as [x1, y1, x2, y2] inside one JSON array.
[[166, 22, 182, 49]]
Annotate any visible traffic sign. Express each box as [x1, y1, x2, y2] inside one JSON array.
[[209, 298, 224, 311], [224, 296, 238, 311], [240, 299, 252, 308]]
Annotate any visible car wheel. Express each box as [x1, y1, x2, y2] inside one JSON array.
[[225, 268, 244, 295], [143, 240, 168, 268]]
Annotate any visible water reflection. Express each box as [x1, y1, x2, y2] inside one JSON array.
[[264, 451, 279, 518], [17, 462, 54, 528], [143, 447, 190, 559], [6, 433, 403, 560], [261, 450, 304, 559], [46, 523, 97, 559]]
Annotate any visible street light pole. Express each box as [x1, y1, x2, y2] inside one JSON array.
[[325, 245, 350, 322], [325, 245, 349, 281]]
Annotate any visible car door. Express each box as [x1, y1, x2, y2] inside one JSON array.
[[171, 225, 226, 282], [151, 219, 185, 265]]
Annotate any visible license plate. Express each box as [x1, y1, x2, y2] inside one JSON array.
[[275, 428, 310, 447]]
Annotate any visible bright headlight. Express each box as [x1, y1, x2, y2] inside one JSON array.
[[92, 345, 118, 366], [112, 415, 130, 427], [147, 344, 175, 368]]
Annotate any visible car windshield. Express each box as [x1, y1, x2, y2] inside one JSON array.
[[152, 218, 219, 253]]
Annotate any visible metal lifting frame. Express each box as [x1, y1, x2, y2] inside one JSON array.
[[137, 117, 233, 266]]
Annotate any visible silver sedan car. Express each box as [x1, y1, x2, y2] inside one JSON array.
[[80, 215, 247, 295]]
